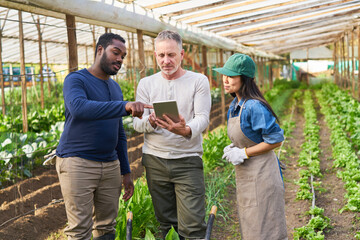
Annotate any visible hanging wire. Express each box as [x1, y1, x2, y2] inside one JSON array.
[[0, 198, 64, 228]]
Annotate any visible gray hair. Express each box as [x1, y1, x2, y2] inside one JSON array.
[[155, 30, 183, 50]]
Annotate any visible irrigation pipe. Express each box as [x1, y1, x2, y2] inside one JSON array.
[[310, 173, 316, 218]]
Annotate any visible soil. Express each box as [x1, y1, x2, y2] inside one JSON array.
[[1, 92, 360, 240]]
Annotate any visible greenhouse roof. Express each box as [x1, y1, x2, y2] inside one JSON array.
[[0, 0, 359, 64], [134, 0, 360, 54]]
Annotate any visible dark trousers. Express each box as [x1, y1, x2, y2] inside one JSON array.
[[142, 154, 207, 239]]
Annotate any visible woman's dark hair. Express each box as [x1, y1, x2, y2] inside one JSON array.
[[95, 33, 126, 57], [231, 75, 280, 122]]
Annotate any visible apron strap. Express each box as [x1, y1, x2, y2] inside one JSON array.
[[231, 99, 247, 118], [239, 99, 247, 118]]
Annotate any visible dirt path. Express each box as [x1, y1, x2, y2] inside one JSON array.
[[282, 100, 311, 239]]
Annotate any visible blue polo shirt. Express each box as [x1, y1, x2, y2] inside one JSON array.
[[227, 97, 284, 144], [56, 68, 131, 174]]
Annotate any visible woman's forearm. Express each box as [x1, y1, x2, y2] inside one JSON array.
[[245, 142, 282, 157]]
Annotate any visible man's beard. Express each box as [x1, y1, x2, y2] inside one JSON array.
[[159, 62, 181, 76], [100, 51, 121, 76]]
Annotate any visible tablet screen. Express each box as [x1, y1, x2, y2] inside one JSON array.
[[153, 100, 180, 123]]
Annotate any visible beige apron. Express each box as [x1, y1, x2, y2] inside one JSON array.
[[227, 100, 287, 240]]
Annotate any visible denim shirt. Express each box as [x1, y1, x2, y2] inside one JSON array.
[[227, 97, 284, 144]]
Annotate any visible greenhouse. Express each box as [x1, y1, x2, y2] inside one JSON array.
[[0, 0, 360, 239]]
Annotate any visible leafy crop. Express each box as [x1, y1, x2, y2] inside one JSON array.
[[316, 85, 360, 214], [0, 122, 63, 186], [116, 177, 158, 240], [292, 90, 331, 239], [294, 207, 331, 240], [0, 102, 65, 133], [202, 127, 231, 172], [144, 226, 180, 240], [295, 90, 322, 201], [119, 80, 135, 102]]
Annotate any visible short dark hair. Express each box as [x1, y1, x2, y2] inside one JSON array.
[[95, 33, 126, 57]]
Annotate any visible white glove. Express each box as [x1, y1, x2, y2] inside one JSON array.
[[223, 143, 235, 153], [222, 147, 249, 165]]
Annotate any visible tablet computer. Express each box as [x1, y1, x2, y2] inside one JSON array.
[[153, 100, 180, 123]]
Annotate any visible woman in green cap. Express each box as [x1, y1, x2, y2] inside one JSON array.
[[214, 53, 287, 240]]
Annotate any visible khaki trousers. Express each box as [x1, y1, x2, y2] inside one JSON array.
[[142, 154, 206, 239], [56, 156, 122, 240]]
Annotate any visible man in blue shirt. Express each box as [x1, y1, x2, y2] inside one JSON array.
[[56, 33, 151, 240]]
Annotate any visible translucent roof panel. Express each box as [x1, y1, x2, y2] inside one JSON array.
[[134, 0, 360, 54], [0, 6, 154, 65], [0, 0, 359, 65]]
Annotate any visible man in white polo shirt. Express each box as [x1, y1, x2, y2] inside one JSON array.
[[133, 30, 211, 240]]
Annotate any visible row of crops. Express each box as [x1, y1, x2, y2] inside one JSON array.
[[293, 90, 330, 239], [280, 84, 360, 239]]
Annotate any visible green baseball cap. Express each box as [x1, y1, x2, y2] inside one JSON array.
[[214, 53, 255, 78]]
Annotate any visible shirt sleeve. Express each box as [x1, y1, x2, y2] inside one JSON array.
[[63, 73, 129, 120], [248, 101, 284, 144], [186, 76, 211, 139], [132, 79, 156, 133], [116, 119, 131, 175]]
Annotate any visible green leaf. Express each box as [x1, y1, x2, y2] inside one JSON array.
[[144, 228, 156, 240], [165, 226, 180, 240]]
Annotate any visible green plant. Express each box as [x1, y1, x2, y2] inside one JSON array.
[[202, 128, 231, 172], [316, 85, 360, 213], [0, 121, 63, 186], [264, 79, 301, 118], [293, 207, 331, 240], [119, 80, 135, 102], [115, 177, 158, 240], [205, 166, 235, 221], [144, 226, 180, 240]]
